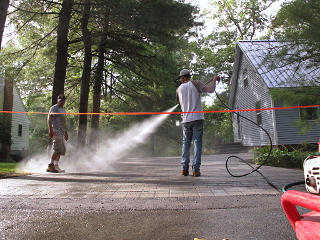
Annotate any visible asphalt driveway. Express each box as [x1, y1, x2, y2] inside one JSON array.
[[0, 153, 305, 239]]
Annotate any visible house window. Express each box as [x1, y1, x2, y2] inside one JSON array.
[[300, 107, 318, 120], [237, 114, 241, 139], [18, 124, 23, 136], [243, 76, 248, 87], [299, 99, 319, 120], [256, 101, 262, 126], [242, 69, 248, 87]]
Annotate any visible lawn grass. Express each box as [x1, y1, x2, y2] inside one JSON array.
[[0, 162, 17, 173], [0, 162, 27, 178]]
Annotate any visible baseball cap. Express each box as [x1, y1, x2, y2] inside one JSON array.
[[177, 69, 191, 79], [57, 94, 66, 101]]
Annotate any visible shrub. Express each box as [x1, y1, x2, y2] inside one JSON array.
[[253, 146, 318, 169]]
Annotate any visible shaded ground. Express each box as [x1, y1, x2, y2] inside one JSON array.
[[0, 153, 305, 239], [1, 197, 295, 240]]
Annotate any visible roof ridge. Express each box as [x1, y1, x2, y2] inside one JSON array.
[[237, 39, 278, 43], [236, 41, 320, 88]]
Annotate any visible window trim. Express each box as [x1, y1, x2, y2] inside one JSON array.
[[242, 68, 248, 88], [256, 101, 262, 126], [18, 124, 23, 137], [237, 114, 242, 139]]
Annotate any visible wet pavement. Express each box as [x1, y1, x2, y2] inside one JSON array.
[[0, 153, 305, 239]]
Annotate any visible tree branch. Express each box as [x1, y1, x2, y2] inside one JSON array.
[[9, 3, 58, 15]]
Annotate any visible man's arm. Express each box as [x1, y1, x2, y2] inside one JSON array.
[[176, 88, 181, 106], [47, 115, 55, 138], [202, 75, 220, 93]]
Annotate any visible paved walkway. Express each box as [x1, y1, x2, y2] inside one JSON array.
[[0, 153, 306, 199]]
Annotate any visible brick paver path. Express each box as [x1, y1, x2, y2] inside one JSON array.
[[0, 153, 305, 199]]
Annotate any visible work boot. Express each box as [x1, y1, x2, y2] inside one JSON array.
[[193, 171, 201, 177], [46, 163, 58, 173], [54, 164, 65, 173], [180, 170, 189, 176]]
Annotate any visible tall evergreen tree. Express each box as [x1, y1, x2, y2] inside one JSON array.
[[270, 0, 320, 126], [0, 0, 11, 159], [52, 0, 74, 105], [2, 0, 200, 151], [82, 0, 198, 145], [78, 0, 92, 146], [272, 0, 320, 69], [90, 4, 110, 147], [0, 0, 9, 50]]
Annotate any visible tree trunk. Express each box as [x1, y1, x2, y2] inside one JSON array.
[[109, 72, 113, 102], [1, 79, 13, 160], [0, 0, 9, 50], [77, 0, 92, 146], [104, 58, 108, 101], [89, 7, 109, 147], [89, 45, 104, 147], [51, 0, 74, 106]]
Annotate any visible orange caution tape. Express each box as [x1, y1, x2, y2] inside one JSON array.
[[0, 104, 319, 115]]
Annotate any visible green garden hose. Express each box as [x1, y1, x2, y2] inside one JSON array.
[[281, 181, 305, 193]]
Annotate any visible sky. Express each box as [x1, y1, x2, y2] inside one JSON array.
[[189, 0, 286, 36], [187, 0, 216, 36]]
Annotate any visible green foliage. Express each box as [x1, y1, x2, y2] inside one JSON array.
[[105, 0, 199, 49], [0, 162, 17, 173], [4, 0, 199, 106], [1, 0, 201, 152], [212, 0, 270, 39], [187, 0, 274, 85], [253, 145, 318, 169], [25, 94, 51, 153], [273, 0, 320, 42], [272, 0, 320, 74], [271, 87, 320, 108], [202, 91, 234, 153]]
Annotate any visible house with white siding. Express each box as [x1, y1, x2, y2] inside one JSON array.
[[0, 77, 30, 159], [229, 40, 320, 146]]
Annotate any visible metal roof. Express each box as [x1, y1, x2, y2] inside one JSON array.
[[237, 40, 320, 88]]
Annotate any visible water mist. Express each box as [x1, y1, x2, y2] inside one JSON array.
[[19, 104, 178, 173]]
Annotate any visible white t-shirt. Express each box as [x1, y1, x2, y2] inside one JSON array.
[[48, 104, 66, 132], [176, 80, 206, 123]]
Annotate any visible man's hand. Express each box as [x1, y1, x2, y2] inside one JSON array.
[[64, 132, 69, 141], [213, 75, 220, 83]]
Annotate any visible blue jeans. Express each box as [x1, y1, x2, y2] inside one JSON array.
[[181, 120, 204, 172]]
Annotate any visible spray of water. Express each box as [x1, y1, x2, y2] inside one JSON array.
[[19, 104, 178, 173]]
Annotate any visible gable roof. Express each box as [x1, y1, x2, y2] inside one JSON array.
[[237, 40, 320, 88]]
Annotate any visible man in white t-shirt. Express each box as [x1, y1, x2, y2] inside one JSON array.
[[46, 94, 68, 173], [176, 69, 219, 177]]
